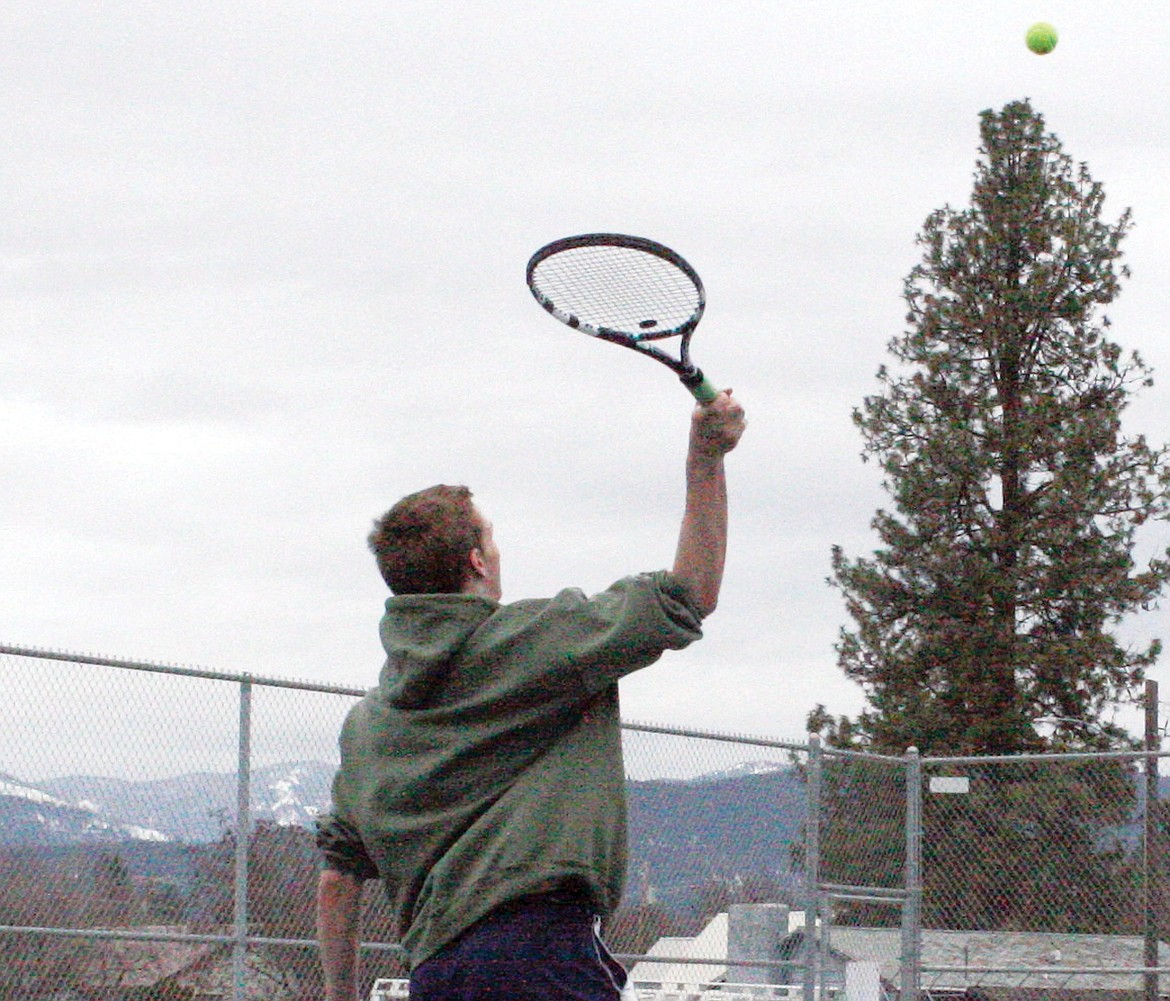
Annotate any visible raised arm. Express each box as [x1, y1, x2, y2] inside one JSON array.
[[672, 389, 746, 617]]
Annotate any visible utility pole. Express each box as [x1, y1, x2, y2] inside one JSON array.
[[1144, 679, 1160, 1001]]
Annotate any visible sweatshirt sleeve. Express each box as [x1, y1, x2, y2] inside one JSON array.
[[525, 570, 705, 696], [316, 813, 380, 881]]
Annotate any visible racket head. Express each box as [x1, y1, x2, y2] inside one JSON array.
[[526, 233, 706, 343]]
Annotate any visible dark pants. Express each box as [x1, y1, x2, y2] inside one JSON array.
[[409, 894, 629, 1001]]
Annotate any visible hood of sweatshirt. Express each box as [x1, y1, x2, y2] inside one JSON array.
[[375, 593, 499, 709]]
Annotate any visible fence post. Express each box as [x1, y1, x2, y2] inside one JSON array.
[[901, 746, 922, 1001], [804, 735, 822, 1001], [1145, 679, 1160, 1001], [233, 676, 253, 1001]]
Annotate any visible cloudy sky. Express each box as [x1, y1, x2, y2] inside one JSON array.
[[4, 1, 1170, 774]]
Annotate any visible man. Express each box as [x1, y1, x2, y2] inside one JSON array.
[[317, 390, 746, 1000]]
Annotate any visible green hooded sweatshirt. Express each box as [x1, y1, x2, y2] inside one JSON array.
[[324, 570, 703, 968]]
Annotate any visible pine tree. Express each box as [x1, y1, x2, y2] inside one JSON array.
[[806, 101, 1170, 934], [825, 99, 1170, 758]]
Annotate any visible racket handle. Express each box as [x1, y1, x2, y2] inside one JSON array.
[[681, 369, 719, 403]]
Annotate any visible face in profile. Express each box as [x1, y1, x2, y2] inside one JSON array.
[[470, 506, 502, 601]]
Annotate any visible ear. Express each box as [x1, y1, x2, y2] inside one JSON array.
[[467, 546, 487, 579]]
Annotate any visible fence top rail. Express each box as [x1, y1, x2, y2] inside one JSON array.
[[818, 744, 1167, 765], [922, 747, 1166, 765], [0, 643, 807, 751], [820, 744, 905, 763], [0, 643, 368, 697], [6, 642, 1164, 765], [621, 719, 807, 752]]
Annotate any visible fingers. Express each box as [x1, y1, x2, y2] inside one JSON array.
[[692, 389, 746, 454], [701, 389, 745, 425]]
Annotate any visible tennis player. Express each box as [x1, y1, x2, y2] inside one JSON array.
[[317, 389, 745, 1001]]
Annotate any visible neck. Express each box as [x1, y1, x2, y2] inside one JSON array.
[[460, 577, 498, 600]]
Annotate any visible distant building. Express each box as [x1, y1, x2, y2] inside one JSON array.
[[784, 927, 1170, 995], [630, 907, 835, 999], [370, 978, 411, 1000], [630, 912, 732, 990], [632, 908, 1170, 1001]]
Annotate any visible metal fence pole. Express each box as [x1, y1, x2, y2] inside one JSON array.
[[901, 746, 922, 1001], [804, 735, 822, 1001], [1145, 679, 1160, 1001], [233, 676, 253, 1001]]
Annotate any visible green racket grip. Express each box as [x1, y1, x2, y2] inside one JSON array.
[[681, 369, 719, 403]]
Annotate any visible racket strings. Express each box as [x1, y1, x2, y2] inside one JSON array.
[[532, 245, 702, 337]]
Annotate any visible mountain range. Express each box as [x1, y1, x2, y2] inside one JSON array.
[[0, 758, 805, 914], [0, 759, 801, 855], [0, 762, 805, 938], [5, 758, 1159, 917], [0, 761, 333, 844]]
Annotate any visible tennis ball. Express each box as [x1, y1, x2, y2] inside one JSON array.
[[1026, 22, 1058, 55]]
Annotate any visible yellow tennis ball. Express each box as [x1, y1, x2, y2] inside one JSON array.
[[1026, 22, 1058, 55]]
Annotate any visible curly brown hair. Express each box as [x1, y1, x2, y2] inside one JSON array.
[[367, 485, 483, 595]]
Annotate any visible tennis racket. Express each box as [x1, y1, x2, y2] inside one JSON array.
[[526, 233, 718, 402]]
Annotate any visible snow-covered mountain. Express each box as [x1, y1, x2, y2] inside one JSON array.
[[1, 759, 804, 856], [688, 760, 791, 784], [265, 762, 331, 827], [0, 771, 171, 844], [1, 761, 334, 844]]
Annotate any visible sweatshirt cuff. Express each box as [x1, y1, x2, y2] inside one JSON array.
[[316, 814, 380, 881], [654, 571, 707, 624]]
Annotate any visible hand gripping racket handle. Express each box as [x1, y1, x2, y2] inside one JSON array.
[[681, 369, 718, 403]]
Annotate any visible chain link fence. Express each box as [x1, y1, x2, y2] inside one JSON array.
[[811, 743, 1169, 1001], [913, 749, 1169, 999], [0, 644, 1166, 1001]]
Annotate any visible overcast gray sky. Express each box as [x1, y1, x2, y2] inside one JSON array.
[[4, 2, 1170, 774]]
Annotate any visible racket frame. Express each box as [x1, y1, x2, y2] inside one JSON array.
[[526, 233, 718, 402]]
